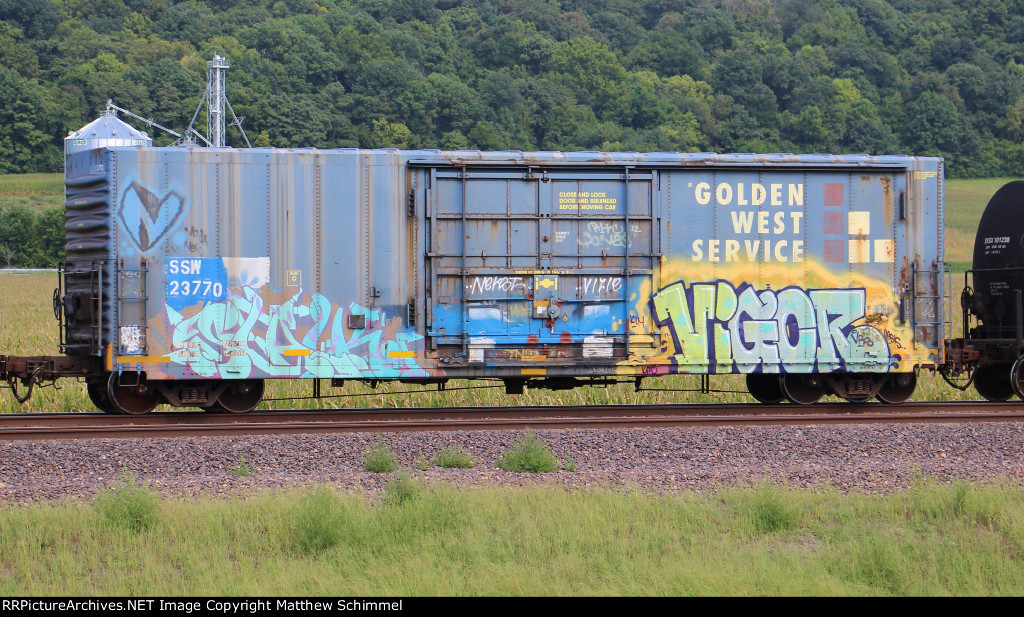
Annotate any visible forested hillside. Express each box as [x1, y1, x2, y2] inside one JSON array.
[[1, 0, 1023, 178]]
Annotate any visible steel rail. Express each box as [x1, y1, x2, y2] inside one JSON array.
[[1, 401, 1023, 441]]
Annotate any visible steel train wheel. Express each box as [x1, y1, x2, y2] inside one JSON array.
[[1011, 358, 1024, 400], [106, 373, 161, 415], [974, 364, 1014, 402], [876, 372, 917, 404], [781, 374, 826, 405], [209, 379, 264, 413], [87, 381, 121, 414], [746, 373, 784, 404]]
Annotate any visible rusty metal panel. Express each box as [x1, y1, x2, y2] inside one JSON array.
[[101, 147, 424, 381], [654, 160, 943, 375], [424, 165, 657, 354]]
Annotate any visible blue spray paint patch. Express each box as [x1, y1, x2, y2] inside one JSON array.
[[167, 257, 227, 311], [118, 180, 186, 253]]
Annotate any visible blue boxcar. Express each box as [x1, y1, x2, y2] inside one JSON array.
[[62, 147, 944, 410]]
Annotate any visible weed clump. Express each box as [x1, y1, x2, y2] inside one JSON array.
[[291, 485, 345, 554], [431, 446, 475, 469], [229, 455, 255, 477], [384, 471, 424, 505], [744, 481, 799, 533], [363, 436, 397, 472], [495, 429, 559, 473], [413, 452, 432, 471], [94, 470, 159, 534]]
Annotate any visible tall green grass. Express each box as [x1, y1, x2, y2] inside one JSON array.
[[944, 177, 1018, 270], [0, 173, 63, 212], [1, 480, 1022, 595]]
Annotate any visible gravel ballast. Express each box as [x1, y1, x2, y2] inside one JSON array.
[[2, 422, 1023, 501]]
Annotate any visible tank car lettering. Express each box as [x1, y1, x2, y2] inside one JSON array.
[[652, 280, 890, 373]]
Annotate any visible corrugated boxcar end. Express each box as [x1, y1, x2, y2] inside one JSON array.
[[63, 148, 117, 359]]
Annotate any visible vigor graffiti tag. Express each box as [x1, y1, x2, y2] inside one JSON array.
[[650, 280, 890, 373]]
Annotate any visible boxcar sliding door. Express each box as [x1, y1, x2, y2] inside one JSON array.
[[422, 164, 660, 370]]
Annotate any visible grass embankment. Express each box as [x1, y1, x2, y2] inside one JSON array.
[[1, 477, 1022, 596]]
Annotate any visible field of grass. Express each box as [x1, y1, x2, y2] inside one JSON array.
[[1, 477, 1022, 595], [0, 173, 63, 212], [944, 177, 1016, 270]]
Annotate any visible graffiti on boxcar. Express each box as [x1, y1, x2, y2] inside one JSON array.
[[581, 276, 622, 296], [650, 280, 890, 373], [466, 276, 530, 297], [181, 225, 209, 253], [578, 222, 640, 249], [158, 286, 426, 379], [880, 329, 902, 349], [118, 180, 186, 253]]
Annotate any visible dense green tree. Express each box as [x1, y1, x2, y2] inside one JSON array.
[[0, 67, 63, 173], [901, 91, 979, 164], [0, 204, 62, 267], [368, 117, 412, 148], [0, 0, 1021, 179], [0, 0, 62, 39]]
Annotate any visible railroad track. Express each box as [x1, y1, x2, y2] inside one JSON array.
[[1, 400, 1023, 441]]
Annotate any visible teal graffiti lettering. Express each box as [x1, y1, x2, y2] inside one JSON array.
[[163, 286, 426, 379], [651, 281, 889, 373]]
